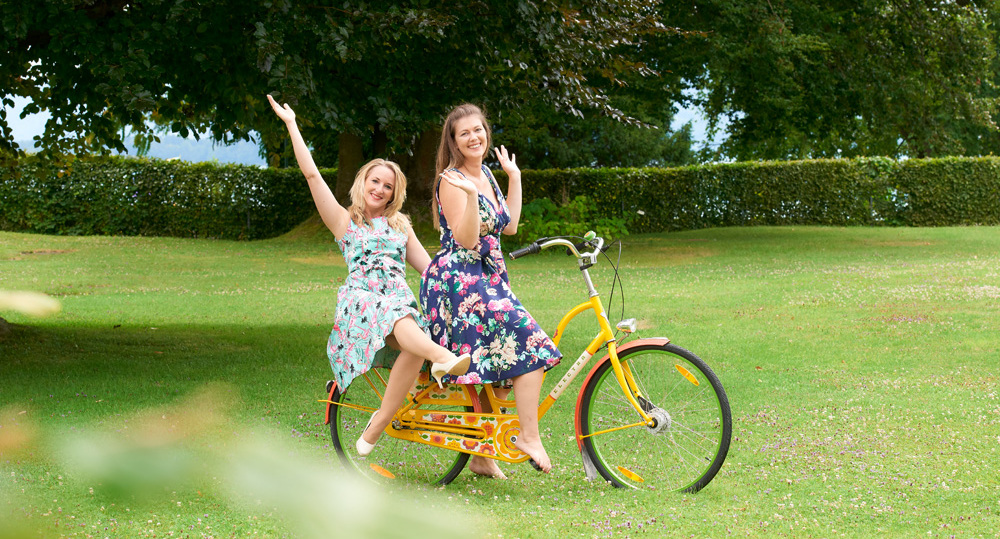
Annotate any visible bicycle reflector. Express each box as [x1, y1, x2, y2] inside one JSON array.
[[369, 463, 396, 479], [675, 364, 700, 386], [617, 466, 645, 483]]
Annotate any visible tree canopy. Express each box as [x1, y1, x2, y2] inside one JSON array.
[[495, 97, 696, 169], [4, 0, 1000, 180], [1, 2, 669, 174], [657, 0, 1000, 160]]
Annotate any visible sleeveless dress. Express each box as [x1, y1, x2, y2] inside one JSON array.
[[327, 217, 427, 389], [419, 166, 561, 385]]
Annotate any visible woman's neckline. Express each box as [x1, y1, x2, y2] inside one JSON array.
[[454, 166, 500, 211], [458, 163, 484, 179]]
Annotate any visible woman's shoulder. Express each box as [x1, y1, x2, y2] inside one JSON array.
[[385, 214, 411, 236], [338, 217, 360, 238]]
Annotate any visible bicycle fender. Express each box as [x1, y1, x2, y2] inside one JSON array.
[[323, 381, 339, 425], [573, 337, 670, 450]]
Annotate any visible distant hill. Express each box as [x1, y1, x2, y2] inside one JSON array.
[[15, 134, 266, 166]]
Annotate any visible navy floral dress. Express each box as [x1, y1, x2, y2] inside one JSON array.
[[419, 166, 561, 385]]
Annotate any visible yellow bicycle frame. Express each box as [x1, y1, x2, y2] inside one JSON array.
[[322, 239, 657, 463], [540, 294, 653, 427]]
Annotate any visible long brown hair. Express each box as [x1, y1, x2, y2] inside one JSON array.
[[349, 158, 410, 233], [432, 103, 492, 229]]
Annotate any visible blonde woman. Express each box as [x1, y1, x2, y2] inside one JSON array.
[[268, 95, 469, 455]]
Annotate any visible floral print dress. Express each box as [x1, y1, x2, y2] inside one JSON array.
[[327, 217, 427, 390], [419, 165, 561, 385]]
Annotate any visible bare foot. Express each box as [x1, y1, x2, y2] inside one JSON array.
[[468, 456, 507, 479], [514, 437, 552, 473]]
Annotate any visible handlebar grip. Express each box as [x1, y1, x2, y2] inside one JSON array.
[[575, 237, 608, 253], [509, 243, 541, 260]]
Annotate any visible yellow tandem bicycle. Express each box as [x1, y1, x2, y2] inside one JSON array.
[[322, 233, 732, 492]]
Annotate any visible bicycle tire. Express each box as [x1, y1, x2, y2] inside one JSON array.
[[328, 368, 471, 486], [578, 342, 731, 492]]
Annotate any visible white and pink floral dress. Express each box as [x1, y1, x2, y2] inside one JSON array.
[[327, 217, 426, 389]]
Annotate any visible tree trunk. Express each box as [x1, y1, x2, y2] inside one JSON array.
[[336, 132, 365, 202], [393, 128, 439, 231], [373, 125, 388, 157]]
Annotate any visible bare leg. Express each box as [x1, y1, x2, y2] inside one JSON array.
[[361, 351, 423, 445], [361, 316, 468, 446], [467, 388, 507, 479], [391, 315, 459, 365], [511, 368, 551, 472]]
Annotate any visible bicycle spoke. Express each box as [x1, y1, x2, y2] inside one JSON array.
[[329, 369, 471, 486], [579, 344, 731, 492]]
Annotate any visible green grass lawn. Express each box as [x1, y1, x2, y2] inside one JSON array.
[[2, 226, 999, 537]]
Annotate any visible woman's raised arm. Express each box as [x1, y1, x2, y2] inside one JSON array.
[[495, 145, 521, 234], [267, 94, 349, 239]]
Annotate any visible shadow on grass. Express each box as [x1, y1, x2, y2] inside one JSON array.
[[1, 321, 333, 423]]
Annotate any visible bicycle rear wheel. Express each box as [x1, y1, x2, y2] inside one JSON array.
[[578, 342, 731, 492], [328, 368, 471, 486]]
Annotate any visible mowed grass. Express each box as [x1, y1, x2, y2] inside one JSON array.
[[2, 226, 999, 537]]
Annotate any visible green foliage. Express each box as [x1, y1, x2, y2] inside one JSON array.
[[6, 155, 999, 241], [658, 0, 1000, 160], [1, 0, 267, 159], [1, 0, 666, 169], [0, 156, 333, 240], [894, 157, 1000, 226], [508, 196, 629, 247], [512, 156, 1000, 233], [494, 99, 697, 169]]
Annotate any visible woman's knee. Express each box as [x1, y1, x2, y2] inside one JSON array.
[[392, 314, 419, 333]]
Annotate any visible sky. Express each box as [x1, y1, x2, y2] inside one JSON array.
[[4, 96, 46, 140], [3, 96, 714, 164], [3, 96, 266, 165]]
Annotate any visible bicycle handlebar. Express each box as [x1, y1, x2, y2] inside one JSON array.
[[509, 242, 542, 260], [508, 233, 606, 264]]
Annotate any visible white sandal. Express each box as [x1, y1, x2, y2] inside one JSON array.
[[356, 410, 379, 456], [430, 353, 472, 388]]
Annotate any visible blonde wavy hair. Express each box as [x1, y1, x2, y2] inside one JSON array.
[[432, 103, 492, 229], [349, 158, 410, 233]]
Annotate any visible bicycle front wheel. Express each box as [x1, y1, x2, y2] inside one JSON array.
[[328, 368, 471, 486], [578, 342, 731, 492]]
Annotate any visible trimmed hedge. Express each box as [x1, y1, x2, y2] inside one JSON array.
[[894, 157, 1000, 227], [0, 156, 334, 240], [3, 155, 999, 240], [511, 156, 1000, 233]]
